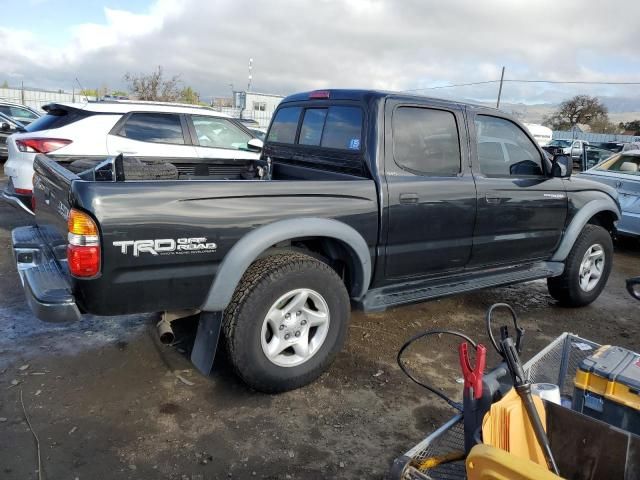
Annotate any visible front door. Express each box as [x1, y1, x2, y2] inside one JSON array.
[[383, 100, 477, 280], [468, 112, 568, 268]]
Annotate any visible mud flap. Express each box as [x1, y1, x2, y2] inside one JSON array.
[[190, 311, 223, 375]]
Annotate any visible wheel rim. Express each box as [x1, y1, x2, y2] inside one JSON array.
[[578, 244, 605, 292], [260, 288, 330, 368]]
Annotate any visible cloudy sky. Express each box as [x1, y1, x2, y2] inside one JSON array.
[[1, 0, 639, 104]]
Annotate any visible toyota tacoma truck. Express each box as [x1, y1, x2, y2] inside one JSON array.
[[12, 89, 620, 393]]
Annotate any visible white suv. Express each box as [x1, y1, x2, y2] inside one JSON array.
[[3, 101, 263, 213]]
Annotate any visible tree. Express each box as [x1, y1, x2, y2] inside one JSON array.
[[80, 88, 99, 97], [543, 95, 609, 131], [180, 86, 200, 104], [618, 120, 640, 135], [124, 65, 182, 102], [110, 90, 128, 97], [1, 80, 8, 89]]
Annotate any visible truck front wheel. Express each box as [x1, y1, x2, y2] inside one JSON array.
[[547, 224, 613, 307], [223, 252, 350, 393]]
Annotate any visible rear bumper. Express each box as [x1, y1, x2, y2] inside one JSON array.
[[2, 178, 34, 215], [12, 226, 81, 323]]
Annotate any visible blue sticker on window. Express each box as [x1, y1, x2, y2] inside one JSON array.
[[348, 138, 361, 150]]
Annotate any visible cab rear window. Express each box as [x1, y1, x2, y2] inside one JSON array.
[[267, 105, 363, 151]]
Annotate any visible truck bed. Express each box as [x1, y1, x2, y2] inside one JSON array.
[[31, 154, 379, 316]]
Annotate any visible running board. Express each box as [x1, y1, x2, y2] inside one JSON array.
[[360, 262, 564, 312]]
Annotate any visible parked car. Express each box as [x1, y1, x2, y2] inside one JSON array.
[[0, 112, 25, 160], [524, 123, 553, 146], [14, 89, 620, 393], [0, 101, 41, 126], [2, 101, 264, 213], [577, 151, 640, 237]]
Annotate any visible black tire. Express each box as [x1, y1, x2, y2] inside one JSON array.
[[223, 252, 350, 393], [547, 224, 613, 307]]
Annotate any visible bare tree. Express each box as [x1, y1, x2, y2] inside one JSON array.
[[124, 66, 182, 102], [543, 95, 609, 131]]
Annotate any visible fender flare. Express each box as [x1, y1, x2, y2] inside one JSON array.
[[551, 197, 620, 262], [201, 217, 372, 311]]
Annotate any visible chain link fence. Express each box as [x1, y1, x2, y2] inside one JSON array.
[[0, 87, 96, 112]]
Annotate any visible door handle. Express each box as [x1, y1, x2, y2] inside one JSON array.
[[399, 193, 419, 205], [485, 194, 500, 205]]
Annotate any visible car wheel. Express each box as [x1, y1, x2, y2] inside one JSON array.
[[547, 224, 613, 307], [223, 252, 350, 393]]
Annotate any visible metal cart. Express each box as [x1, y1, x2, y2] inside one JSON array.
[[391, 333, 600, 480]]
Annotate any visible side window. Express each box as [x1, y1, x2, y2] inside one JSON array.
[[475, 115, 543, 177], [11, 107, 38, 120], [299, 109, 327, 146], [0, 106, 10, 116], [321, 106, 362, 150], [267, 107, 302, 144], [392, 107, 461, 176], [119, 113, 185, 145], [192, 116, 251, 150]]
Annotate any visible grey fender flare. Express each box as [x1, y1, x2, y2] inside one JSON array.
[[201, 217, 372, 312], [551, 198, 620, 261]]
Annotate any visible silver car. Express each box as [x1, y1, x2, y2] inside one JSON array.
[[578, 150, 640, 236]]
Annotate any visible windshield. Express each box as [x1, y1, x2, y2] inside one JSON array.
[[548, 139, 571, 147], [595, 154, 640, 175]]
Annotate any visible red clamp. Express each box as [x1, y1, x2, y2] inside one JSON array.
[[458, 342, 487, 400]]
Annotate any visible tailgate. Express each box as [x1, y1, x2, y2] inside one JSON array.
[[33, 153, 79, 239]]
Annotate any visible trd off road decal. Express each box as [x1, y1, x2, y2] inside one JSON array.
[[113, 237, 217, 257]]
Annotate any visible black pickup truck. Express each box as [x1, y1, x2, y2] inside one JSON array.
[[12, 89, 620, 393]]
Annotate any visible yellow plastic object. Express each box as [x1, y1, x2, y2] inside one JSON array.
[[481, 388, 548, 467], [466, 444, 562, 480]]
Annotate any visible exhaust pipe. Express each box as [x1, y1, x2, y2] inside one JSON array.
[[156, 309, 200, 345], [157, 318, 175, 344]]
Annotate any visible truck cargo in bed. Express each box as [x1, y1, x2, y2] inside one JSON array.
[[13, 89, 620, 392]]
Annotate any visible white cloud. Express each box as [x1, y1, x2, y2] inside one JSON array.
[[0, 0, 639, 104]]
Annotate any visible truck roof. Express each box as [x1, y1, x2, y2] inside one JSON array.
[[280, 89, 498, 112]]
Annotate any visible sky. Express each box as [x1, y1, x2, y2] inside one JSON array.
[[1, 0, 639, 105]]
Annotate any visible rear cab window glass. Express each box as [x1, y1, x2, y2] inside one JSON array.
[[267, 107, 302, 144], [392, 107, 461, 176], [475, 115, 544, 177], [299, 109, 327, 146], [321, 106, 362, 150], [119, 113, 185, 145]]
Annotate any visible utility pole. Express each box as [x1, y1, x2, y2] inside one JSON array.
[[496, 66, 505, 109], [247, 58, 253, 92]]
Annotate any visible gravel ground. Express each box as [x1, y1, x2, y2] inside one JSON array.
[[0, 172, 638, 479]]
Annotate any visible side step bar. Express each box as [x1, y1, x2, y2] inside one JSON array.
[[361, 262, 564, 312]]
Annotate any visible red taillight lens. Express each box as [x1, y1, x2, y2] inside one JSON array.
[[67, 209, 101, 277], [31, 196, 36, 212], [15, 188, 33, 195], [67, 245, 100, 277], [16, 138, 72, 153], [309, 90, 330, 99]]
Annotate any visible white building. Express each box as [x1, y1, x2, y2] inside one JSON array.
[[233, 91, 284, 128]]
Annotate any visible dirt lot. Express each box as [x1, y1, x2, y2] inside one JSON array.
[[0, 173, 638, 480]]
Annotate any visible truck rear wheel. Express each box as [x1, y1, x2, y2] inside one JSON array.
[[547, 224, 613, 307], [223, 252, 350, 393]]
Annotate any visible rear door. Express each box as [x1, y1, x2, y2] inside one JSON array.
[[383, 100, 477, 280], [107, 112, 198, 158], [187, 115, 259, 161], [468, 112, 567, 267]]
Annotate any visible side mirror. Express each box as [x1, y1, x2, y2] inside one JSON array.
[[551, 154, 572, 178], [0, 122, 10, 131], [627, 277, 640, 301], [247, 138, 263, 152]]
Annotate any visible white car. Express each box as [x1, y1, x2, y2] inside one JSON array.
[[3, 101, 263, 214]]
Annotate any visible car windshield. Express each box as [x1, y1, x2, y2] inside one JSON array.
[[595, 154, 640, 175], [548, 139, 571, 147]]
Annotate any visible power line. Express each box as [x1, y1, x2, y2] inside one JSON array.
[[405, 78, 640, 92]]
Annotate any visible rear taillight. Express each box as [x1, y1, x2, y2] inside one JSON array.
[[67, 209, 100, 278], [309, 90, 330, 99], [16, 138, 72, 153], [15, 188, 32, 195]]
